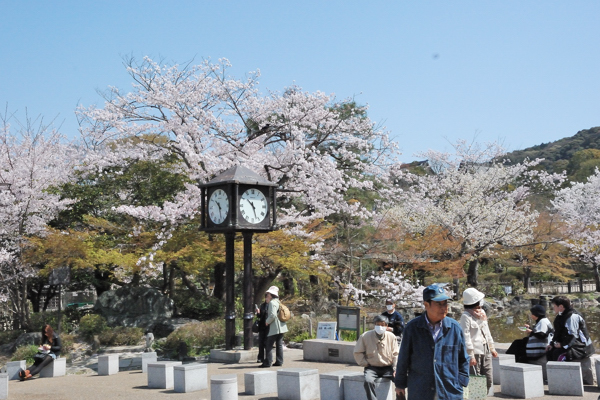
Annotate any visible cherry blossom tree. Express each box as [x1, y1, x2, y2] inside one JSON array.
[[76, 57, 397, 281], [553, 169, 600, 291], [0, 111, 76, 328], [386, 140, 564, 287]]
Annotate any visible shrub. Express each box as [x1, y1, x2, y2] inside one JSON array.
[[60, 333, 75, 354], [172, 292, 223, 320], [11, 345, 38, 364], [0, 329, 24, 345], [98, 327, 143, 346], [285, 316, 315, 343], [28, 311, 74, 334], [163, 320, 225, 357], [78, 314, 108, 340]]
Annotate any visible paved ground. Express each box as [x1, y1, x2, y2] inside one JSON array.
[[6, 347, 600, 400]]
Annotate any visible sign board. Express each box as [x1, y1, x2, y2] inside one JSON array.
[[48, 267, 70, 286], [339, 312, 358, 330], [316, 321, 337, 340]]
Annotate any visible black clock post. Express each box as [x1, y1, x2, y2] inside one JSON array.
[[200, 165, 277, 350]]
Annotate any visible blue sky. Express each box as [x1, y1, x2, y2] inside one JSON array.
[[1, 1, 600, 161]]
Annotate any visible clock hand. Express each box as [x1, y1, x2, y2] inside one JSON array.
[[248, 200, 258, 218], [216, 201, 223, 220]]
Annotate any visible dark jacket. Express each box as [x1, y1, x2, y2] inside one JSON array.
[[258, 302, 269, 332], [551, 308, 594, 360], [382, 310, 405, 337], [395, 314, 469, 400], [43, 333, 62, 357]]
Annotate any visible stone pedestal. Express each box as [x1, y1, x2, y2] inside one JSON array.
[[547, 361, 583, 396], [500, 363, 544, 399], [303, 339, 357, 364], [245, 370, 277, 395], [573, 356, 595, 385], [0, 373, 7, 400], [140, 352, 157, 373], [528, 354, 548, 382], [209, 349, 258, 363], [147, 361, 182, 389], [277, 368, 320, 400], [492, 353, 515, 384], [211, 374, 238, 400], [5, 360, 25, 381], [319, 370, 362, 400], [174, 363, 208, 393], [342, 374, 394, 400], [40, 357, 66, 378], [98, 354, 120, 376]]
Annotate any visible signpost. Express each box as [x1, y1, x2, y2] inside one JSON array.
[[337, 306, 361, 340]]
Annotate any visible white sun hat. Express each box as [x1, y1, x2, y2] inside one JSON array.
[[266, 286, 279, 297], [462, 288, 485, 305]]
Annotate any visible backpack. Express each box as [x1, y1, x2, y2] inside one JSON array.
[[278, 302, 291, 322]]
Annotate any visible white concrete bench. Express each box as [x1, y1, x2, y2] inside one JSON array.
[[210, 374, 238, 400], [527, 354, 548, 382], [40, 357, 66, 378], [174, 363, 207, 393], [303, 339, 356, 364], [500, 363, 544, 399], [573, 356, 595, 385], [319, 370, 362, 400], [5, 360, 25, 381], [277, 368, 320, 400], [492, 353, 515, 384], [138, 351, 157, 373], [98, 354, 120, 376], [147, 361, 182, 389], [245, 370, 277, 395], [0, 373, 8, 400], [342, 374, 394, 400], [547, 361, 584, 396]]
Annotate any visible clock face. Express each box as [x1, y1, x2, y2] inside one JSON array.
[[240, 188, 268, 224], [208, 188, 229, 224]]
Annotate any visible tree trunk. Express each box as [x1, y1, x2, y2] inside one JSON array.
[[253, 273, 280, 305], [282, 274, 295, 297], [309, 275, 321, 303], [523, 266, 531, 291], [594, 264, 600, 293], [467, 259, 480, 287]]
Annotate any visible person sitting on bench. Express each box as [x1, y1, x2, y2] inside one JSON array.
[[19, 324, 62, 380]]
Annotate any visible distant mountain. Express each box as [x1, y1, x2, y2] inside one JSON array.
[[504, 127, 600, 176]]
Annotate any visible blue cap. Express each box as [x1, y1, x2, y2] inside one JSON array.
[[423, 284, 451, 302]]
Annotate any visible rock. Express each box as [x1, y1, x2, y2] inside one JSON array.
[[11, 332, 42, 352], [301, 314, 310, 319], [150, 317, 198, 338]]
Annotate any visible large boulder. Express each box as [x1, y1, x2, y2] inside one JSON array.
[[94, 286, 174, 328], [8, 332, 42, 353]]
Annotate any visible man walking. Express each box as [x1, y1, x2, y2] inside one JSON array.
[[395, 284, 469, 400], [354, 315, 399, 400]]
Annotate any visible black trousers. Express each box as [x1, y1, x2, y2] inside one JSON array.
[[257, 329, 268, 361], [265, 333, 284, 366], [28, 356, 54, 376], [364, 365, 393, 400]]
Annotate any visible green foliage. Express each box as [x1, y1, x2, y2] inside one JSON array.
[[28, 311, 75, 334], [11, 345, 39, 364], [78, 314, 108, 340], [60, 333, 75, 354], [285, 316, 315, 343], [173, 292, 223, 320], [339, 330, 357, 341], [97, 327, 143, 346], [163, 321, 225, 357], [0, 329, 24, 345]]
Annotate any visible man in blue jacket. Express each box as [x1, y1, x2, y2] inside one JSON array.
[[395, 284, 470, 400]]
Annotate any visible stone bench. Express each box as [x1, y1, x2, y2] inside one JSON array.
[[245, 370, 277, 395], [136, 351, 157, 373], [492, 353, 515, 384], [320, 370, 362, 400], [573, 356, 595, 385], [5, 360, 25, 381], [40, 357, 66, 378], [500, 363, 544, 399], [210, 374, 238, 400], [547, 361, 584, 396], [527, 354, 548, 382], [174, 363, 207, 393], [302, 339, 357, 364], [0, 373, 7, 400], [342, 374, 394, 400], [98, 354, 120, 376], [277, 368, 320, 400], [147, 361, 182, 389]]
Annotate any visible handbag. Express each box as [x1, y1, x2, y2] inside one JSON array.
[[252, 319, 260, 333], [463, 373, 487, 400], [34, 352, 49, 362]]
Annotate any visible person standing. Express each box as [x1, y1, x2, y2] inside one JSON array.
[[255, 294, 269, 363], [395, 284, 469, 400], [381, 299, 404, 343], [546, 295, 594, 362], [459, 288, 498, 392], [260, 286, 288, 368], [354, 315, 399, 400], [19, 324, 62, 380]]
